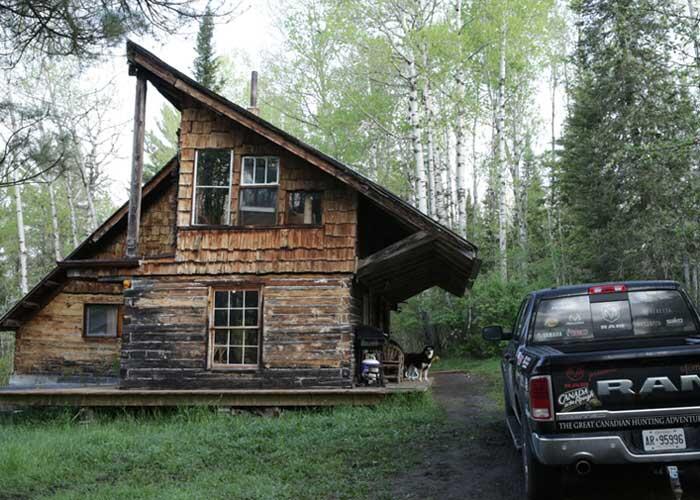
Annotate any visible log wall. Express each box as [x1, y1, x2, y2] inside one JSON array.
[[121, 274, 354, 389], [14, 280, 123, 377]]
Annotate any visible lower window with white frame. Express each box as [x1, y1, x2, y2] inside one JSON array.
[[210, 289, 260, 368]]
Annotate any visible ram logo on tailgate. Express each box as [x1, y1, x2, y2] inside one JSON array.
[[597, 375, 700, 396]]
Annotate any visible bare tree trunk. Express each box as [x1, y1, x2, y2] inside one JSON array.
[[65, 170, 80, 247], [408, 56, 428, 214], [471, 111, 479, 213], [48, 181, 61, 261], [14, 178, 28, 295], [495, 22, 508, 281], [687, 0, 700, 80], [423, 72, 439, 221], [447, 128, 458, 226], [79, 160, 98, 231]]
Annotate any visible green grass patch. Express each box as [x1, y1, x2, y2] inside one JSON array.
[[0, 393, 444, 500]]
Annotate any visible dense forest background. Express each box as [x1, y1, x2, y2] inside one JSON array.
[[1, 0, 700, 358]]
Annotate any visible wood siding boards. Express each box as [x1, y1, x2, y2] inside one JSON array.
[[92, 179, 177, 260], [121, 275, 354, 389], [173, 106, 358, 275], [14, 280, 123, 377]]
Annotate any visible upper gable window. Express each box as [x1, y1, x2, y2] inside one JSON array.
[[287, 191, 322, 225], [239, 156, 279, 226], [193, 149, 233, 225]]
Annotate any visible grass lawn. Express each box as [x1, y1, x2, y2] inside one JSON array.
[[0, 393, 444, 500]]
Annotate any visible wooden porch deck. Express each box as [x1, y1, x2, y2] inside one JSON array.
[[0, 380, 430, 408]]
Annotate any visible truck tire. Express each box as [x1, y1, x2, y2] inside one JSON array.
[[522, 436, 560, 500]]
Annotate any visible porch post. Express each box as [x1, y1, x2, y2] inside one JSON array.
[[126, 69, 147, 259]]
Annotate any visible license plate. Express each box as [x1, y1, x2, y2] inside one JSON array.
[[642, 428, 686, 452]]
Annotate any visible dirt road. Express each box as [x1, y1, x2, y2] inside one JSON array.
[[389, 371, 700, 500]]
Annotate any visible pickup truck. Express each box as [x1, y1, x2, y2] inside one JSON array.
[[483, 281, 700, 500]]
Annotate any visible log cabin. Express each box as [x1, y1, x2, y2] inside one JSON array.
[[0, 41, 479, 390]]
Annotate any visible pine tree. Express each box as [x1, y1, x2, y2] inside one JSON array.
[[557, 0, 700, 281], [192, 6, 223, 92]]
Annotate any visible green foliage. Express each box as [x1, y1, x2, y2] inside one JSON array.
[[144, 104, 180, 180], [556, 0, 700, 282], [192, 6, 224, 92], [0, 394, 443, 499]]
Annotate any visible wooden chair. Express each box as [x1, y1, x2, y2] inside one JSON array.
[[382, 341, 404, 384]]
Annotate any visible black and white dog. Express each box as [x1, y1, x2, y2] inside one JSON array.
[[404, 346, 435, 382]]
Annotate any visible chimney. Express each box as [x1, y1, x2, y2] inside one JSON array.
[[126, 68, 147, 259], [247, 71, 260, 116]]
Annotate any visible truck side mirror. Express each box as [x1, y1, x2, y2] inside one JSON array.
[[482, 325, 512, 341]]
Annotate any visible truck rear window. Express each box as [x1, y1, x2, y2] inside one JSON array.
[[532, 290, 697, 343]]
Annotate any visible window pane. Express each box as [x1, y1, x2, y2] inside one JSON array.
[[245, 329, 259, 346], [230, 309, 243, 326], [267, 158, 279, 183], [213, 346, 227, 364], [243, 158, 255, 184], [244, 309, 257, 327], [86, 305, 118, 337], [196, 150, 231, 187], [255, 158, 266, 184], [214, 331, 228, 345], [230, 329, 244, 346], [230, 291, 244, 308], [214, 309, 228, 327], [229, 347, 243, 364], [239, 188, 277, 226], [245, 291, 259, 308], [194, 188, 229, 225], [287, 192, 322, 225], [244, 347, 258, 365], [214, 291, 228, 308]]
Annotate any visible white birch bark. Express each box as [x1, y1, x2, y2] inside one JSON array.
[[14, 177, 28, 294], [454, 0, 468, 235], [495, 21, 508, 281], [687, 0, 700, 77], [78, 158, 98, 232], [423, 71, 439, 220], [447, 128, 458, 226], [65, 170, 79, 248], [408, 56, 428, 214], [471, 112, 479, 212], [48, 181, 61, 261]]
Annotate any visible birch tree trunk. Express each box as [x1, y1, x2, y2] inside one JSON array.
[[14, 178, 28, 295], [447, 128, 458, 226], [687, 0, 700, 79], [408, 56, 428, 214], [495, 21, 508, 281], [471, 112, 479, 212], [454, 0, 467, 235], [78, 159, 98, 231], [48, 181, 62, 261], [65, 170, 79, 247], [423, 71, 440, 220]]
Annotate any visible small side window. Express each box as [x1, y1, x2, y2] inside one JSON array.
[[84, 304, 121, 338], [287, 191, 322, 225]]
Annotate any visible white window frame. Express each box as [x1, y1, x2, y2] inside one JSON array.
[[240, 156, 280, 187], [191, 149, 234, 226], [208, 288, 262, 370], [239, 156, 280, 226]]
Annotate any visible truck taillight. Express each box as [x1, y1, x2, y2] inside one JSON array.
[[588, 284, 627, 294], [529, 375, 554, 421]]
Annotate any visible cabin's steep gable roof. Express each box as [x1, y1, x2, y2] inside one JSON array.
[[126, 40, 479, 297]]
